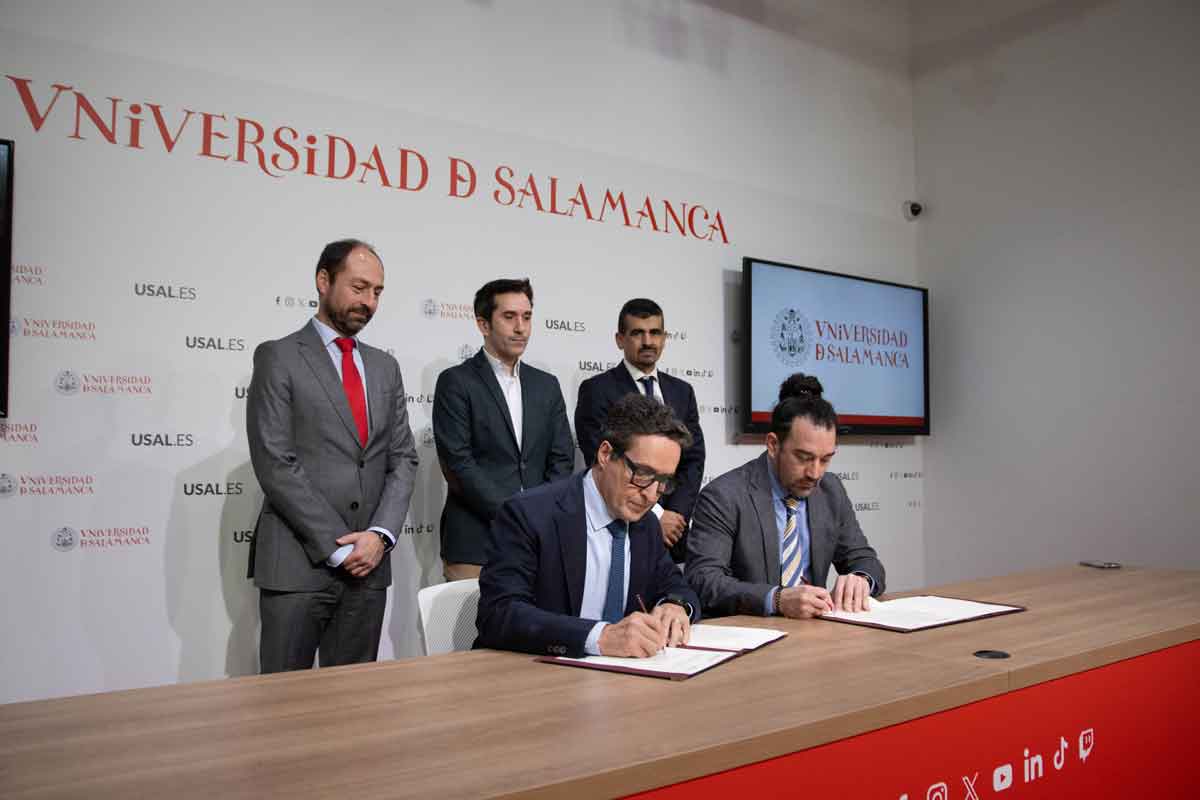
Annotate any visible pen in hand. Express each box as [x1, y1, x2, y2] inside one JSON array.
[[635, 594, 666, 652]]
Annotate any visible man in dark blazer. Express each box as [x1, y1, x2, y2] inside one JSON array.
[[687, 374, 885, 619], [574, 298, 705, 562], [477, 394, 700, 658], [247, 239, 419, 673], [433, 278, 575, 581]]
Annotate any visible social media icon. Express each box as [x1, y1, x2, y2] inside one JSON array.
[[1054, 736, 1068, 770], [1079, 728, 1094, 762], [926, 782, 948, 800], [993, 764, 1014, 792], [962, 773, 980, 800]]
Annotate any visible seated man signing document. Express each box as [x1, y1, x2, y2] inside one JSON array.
[[686, 374, 885, 618], [476, 394, 700, 658]]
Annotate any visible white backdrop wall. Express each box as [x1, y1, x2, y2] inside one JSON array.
[[0, 1, 924, 703], [913, 0, 1200, 582]]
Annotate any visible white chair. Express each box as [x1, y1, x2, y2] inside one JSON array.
[[417, 578, 481, 656]]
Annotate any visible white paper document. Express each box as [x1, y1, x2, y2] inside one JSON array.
[[820, 595, 1023, 632], [552, 646, 737, 677], [686, 624, 787, 652]]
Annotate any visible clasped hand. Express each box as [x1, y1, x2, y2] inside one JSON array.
[[337, 530, 384, 578]]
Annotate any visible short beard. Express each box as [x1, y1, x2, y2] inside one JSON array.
[[325, 303, 371, 336]]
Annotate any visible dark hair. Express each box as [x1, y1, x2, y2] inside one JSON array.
[[600, 394, 692, 455], [315, 238, 380, 283], [771, 373, 838, 439], [474, 278, 534, 322], [618, 298, 664, 334]]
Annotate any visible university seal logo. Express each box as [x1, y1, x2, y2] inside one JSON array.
[[771, 308, 814, 367], [0, 473, 15, 498], [54, 369, 81, 396], [421, 299, 440, 320], [51, 526, 78, 552]]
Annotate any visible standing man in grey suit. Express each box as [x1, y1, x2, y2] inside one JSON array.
[[574, 298, 705, 563], [433, 278, 575, 581], [247, 239, 419, 673], [686, 374, 885, 618]]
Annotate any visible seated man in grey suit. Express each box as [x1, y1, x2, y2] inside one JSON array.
[[476, 394, 700, 658], [247, 238, 419, 672], [433, 278, 575, 581], [687, 374, 885, 618]]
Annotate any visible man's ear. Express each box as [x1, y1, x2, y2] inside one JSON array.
[[596, 440, 613, 467]]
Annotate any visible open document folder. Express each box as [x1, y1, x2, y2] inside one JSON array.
[[819, 595, 1024, 632], [536, 624, 787, 680]]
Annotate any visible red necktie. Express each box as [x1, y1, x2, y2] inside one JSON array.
[[334, 337, 368, 447]]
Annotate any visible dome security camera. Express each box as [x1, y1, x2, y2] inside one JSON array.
[[903, 201, 924, 221]]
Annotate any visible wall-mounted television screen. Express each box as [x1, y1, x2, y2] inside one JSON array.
[[0, 138, 11, 419], [743, 257, 929, 436]]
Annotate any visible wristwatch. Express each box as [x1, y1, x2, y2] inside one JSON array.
[[373, 530, 394, 553], [661, 593, 693, 618]]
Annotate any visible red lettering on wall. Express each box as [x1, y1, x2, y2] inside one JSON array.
[[449, 157, 476, 198], [396, 148, 428, 191], [198, 112, 229, 160], [5, 76, 72, 131], [493, 165, 516, 205]]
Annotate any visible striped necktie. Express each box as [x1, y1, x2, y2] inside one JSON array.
[[780, 495, 804, 587]]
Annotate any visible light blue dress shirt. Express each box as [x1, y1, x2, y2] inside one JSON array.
[[762, 461, 873, 615], [310, 317, 394, 566], [581, 470, 631, 655]]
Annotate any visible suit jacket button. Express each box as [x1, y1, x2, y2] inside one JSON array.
[[520, 460, 527, 469], [359, 460, 365, 469], [350, 501, 359, 511]]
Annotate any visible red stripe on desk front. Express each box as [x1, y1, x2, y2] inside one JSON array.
[[624, 639, 1200, 799]]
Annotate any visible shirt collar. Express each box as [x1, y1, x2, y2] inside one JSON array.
[[482, 346, 520, 378], [623, 359, 658, 384], [311, 316, 352, 349], [766, 456, 802, 507], [582, 470, 617, 533]]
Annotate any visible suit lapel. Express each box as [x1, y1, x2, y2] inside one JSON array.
[[626, 516, 651, 614], [556, 476, 588, 616], [360, 344, 388, 450], [805, 481, 831, 585], [471, 350, 519, 452], [610, 364, 639, 398], [657, 371, 681, 413], [748, 453, 781, 583], [518, 366, 534, 454], [297, 323, 363, 449]]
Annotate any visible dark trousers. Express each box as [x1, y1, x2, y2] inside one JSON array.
[[258, 572, 387, 673]]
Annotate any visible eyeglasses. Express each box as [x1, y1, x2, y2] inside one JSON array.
[[618, 452, 678, 496]]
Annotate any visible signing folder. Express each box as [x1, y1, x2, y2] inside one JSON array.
[[537, 624, 787, 680], [819, 595, 1024, 632]]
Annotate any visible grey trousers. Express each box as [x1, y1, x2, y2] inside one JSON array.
[[258, 572, 387, 673]]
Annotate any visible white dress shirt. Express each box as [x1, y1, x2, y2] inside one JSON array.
[[483, 347, 523, 451]]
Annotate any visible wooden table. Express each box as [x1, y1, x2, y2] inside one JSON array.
[[2, 565, 1198, 798]]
